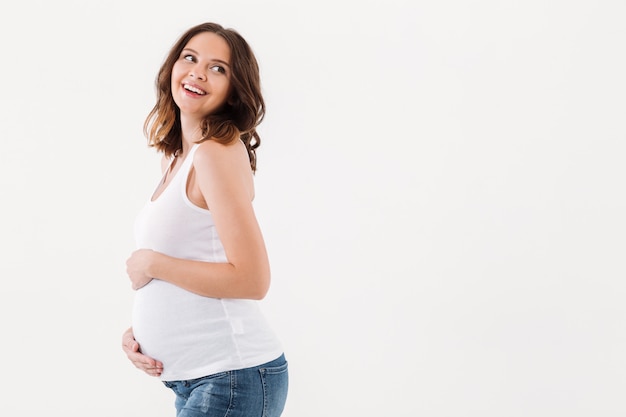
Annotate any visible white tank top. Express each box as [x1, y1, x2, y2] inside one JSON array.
[[131, 143, 283, 381]]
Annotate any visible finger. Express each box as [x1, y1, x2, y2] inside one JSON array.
[[132, 360, 158, 370], [127, 351, 163, 372], [132, 360, 163, 376], [127, 351, 152, 364], [145, 366, 163, 377]]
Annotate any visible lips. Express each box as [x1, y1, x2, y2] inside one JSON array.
[[182, 83, 207, 95]]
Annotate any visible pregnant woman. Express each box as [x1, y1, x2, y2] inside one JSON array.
[[120, 22, 288, 417]]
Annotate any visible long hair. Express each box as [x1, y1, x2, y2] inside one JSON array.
[[144, 22, 265, 172]]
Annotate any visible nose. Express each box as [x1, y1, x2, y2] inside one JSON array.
[[189, 66, 206, 81]]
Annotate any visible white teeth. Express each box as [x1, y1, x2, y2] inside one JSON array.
[[183, 84, 205, 95]]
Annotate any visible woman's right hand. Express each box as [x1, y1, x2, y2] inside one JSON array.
[[121, 327, 163, 377]]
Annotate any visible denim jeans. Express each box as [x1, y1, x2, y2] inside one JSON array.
[[162, 354, 289, 417]]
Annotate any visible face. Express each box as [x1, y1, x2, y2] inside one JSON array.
[[170, 32, 232, 121]]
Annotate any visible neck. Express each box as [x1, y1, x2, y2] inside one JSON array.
[[179, 115, 204, 156]]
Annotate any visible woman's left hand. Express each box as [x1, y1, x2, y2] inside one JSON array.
[[126, 249, 157, 290]]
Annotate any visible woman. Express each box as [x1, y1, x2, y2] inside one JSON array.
[[121, 22, 288, 417]]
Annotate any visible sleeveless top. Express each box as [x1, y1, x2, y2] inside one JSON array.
[[131, 143, 283, 381]]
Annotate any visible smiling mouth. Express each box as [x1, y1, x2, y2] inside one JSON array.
[[183, 83, 207, 95]]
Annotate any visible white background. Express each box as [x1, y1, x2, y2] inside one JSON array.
[[1, 0, 625, 416]]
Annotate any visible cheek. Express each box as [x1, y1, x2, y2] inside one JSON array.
[[216, 79, 233, 99], [171, 64, 185, 86], [171, 65, 180, 85]]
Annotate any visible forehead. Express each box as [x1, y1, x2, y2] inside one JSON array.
[[184, 32, 231, 62]]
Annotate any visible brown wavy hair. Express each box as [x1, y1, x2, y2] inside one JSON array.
[[144, 22, 265, 172]]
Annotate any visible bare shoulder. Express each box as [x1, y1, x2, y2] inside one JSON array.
[[193, 139, 252, 175], [192, 139, 255, 202]]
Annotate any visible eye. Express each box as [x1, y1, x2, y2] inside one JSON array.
[[182, 54, 195, 62], [210, 65, 226, 74]]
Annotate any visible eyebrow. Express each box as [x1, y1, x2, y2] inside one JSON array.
[[182, 48, 231, 67]]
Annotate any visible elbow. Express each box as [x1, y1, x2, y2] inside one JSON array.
[[250, 274, 271, 300], [249, 290, 268, 300], [245, 268, 271, 300], [231, 258, 270, 300], [244, 285, 269, 300]]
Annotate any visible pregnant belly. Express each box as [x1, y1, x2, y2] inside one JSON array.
[[131, 280, 231, 362]]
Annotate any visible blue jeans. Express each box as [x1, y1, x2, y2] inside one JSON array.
[[163, 354, 289, 417]]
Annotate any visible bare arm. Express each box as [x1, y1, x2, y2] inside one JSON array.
[[126, 140, 270, 300]]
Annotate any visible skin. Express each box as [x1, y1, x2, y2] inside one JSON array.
[[121, 32, 270, 377]]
